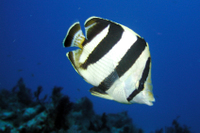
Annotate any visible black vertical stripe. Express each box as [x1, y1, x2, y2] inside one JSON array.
[[97, 71, 119, 91], [127, 57, 151, 102], [81, 23, 124, 69], [116, 36, 147, 77], [64, 22, 81, 47], [97, 36, 147, 92]]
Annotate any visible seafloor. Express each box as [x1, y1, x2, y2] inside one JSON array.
[[0, 78, 191, 133]]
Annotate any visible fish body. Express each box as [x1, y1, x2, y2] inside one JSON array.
[[63, 16, 155, 106]]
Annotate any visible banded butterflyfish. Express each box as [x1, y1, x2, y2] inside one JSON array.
[[63, 16, 155, 106]]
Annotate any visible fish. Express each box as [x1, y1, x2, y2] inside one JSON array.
[[63, 16, 155, 106]]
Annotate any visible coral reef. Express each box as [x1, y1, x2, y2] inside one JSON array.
[[154, 116, 191, 133], [0, 78, 192, 133], [0, 78, 140, 133]]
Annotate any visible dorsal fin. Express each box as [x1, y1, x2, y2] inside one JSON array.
[[63, 22, 85, 49]]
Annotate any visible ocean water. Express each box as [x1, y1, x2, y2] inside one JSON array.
[[1, 0, 200, 132]]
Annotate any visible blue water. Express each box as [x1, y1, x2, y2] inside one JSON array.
[[1, 0, 200, 132]]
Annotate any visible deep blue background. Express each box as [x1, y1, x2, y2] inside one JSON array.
[[1, 0, 200, 132]]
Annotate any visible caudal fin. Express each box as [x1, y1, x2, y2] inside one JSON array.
[[63, 22, 85, 49]]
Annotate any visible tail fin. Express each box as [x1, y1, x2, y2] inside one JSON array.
[[63, 22, 85, 49]]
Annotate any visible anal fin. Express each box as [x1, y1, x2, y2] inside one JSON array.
[[89, 87, 113, 100]]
